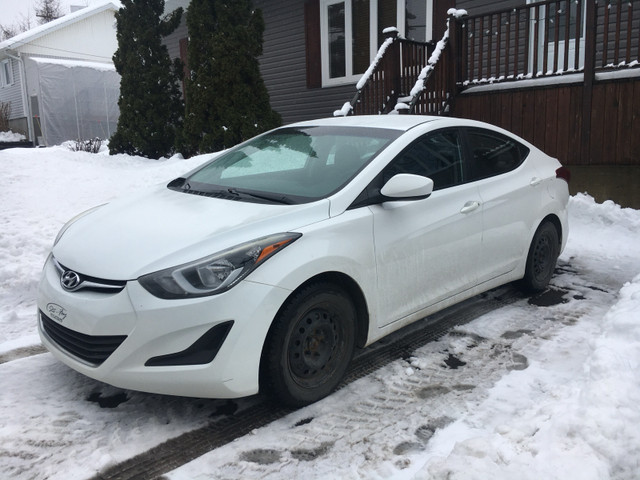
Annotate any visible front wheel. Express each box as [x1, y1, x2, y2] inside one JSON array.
[[261, 282, 356, 407], [520, 221, 560, 292]]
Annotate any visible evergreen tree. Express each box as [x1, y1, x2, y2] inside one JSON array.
[[180, 0, 281, 155], [110, 0, 183, 159]]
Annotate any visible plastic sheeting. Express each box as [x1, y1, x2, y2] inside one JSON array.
[[24, 57, 120, 146]]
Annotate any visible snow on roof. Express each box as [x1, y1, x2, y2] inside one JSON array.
[[0, 1, 121, 52], [29, 56, 116, 71]]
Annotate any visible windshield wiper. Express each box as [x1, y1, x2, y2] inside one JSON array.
[[226, 187, 294, 205]]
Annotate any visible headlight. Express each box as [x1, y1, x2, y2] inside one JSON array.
[[53, 204, 105, 246], [138, 233, 302, 299]]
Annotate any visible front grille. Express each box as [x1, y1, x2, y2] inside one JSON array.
[[40, 311, 127, 366], [53, 258, 127, 294]]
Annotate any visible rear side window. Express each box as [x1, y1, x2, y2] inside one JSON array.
[[383, 129, 464, 191], [466, 128, 529, 181]]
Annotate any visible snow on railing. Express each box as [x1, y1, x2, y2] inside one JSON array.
[[397, 9, 467, 114], [333, 10, 467, 117], [333, 27, 399, 117]]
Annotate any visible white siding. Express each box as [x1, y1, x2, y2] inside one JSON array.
[[0, 58, 25, 119], [17, 10, 117, 63]]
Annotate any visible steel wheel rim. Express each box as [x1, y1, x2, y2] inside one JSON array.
[[533, 233, 553, 280], [288, 307, 341, 388]]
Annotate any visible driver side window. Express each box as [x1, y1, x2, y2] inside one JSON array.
[[384, 129, 464, 191]]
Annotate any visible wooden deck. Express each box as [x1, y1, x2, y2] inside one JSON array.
[[451, 0, 640, 165], [350, 0, 640, 165], [454, 76, 640, 165]]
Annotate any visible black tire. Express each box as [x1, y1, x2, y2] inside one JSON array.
[[261, 282, 356, 407], [520, 221, 560, 292]]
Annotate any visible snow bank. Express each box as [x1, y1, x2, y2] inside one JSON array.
[[0, 131, 26, 142], [0, 146, 214, 354], [414, 273, 640, 480], [408, 196, 640, 480], [2, 145, 640, 480]]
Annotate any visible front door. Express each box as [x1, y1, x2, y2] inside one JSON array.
[[370, 129, 483, 326]]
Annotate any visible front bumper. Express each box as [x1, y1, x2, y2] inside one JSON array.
[[37, 255, 291, 398]]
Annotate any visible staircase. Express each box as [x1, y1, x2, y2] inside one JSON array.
[[334, 10, 467, 118]]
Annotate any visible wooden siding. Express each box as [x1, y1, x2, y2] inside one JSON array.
[[254, 0, 356, 124], [453, 76, 640, 165], [164, 0, 355, 124]]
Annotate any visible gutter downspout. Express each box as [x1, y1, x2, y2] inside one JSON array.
[[6, 51, 35, 146]]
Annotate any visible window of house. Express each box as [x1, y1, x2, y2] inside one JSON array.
[[318, 0, 433, 87], [1, 59, 14, 87], [405, 0, 431, 43], [465, 128, 529, 181], [527, 0, 587, 73], [383, 129, 464, 190]]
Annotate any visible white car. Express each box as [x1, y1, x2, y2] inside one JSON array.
[[37, 116, 569, 407]]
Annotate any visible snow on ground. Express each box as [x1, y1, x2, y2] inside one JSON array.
[[0, 145, 213, 354], [1, 146, 640, 479], [0, 131, 26, 142]]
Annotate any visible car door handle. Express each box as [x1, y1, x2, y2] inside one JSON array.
[[530, 177, 542, 186], [460, 201, 481, 214]]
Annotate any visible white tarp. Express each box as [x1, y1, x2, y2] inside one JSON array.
[[24, 56, 120, 146]]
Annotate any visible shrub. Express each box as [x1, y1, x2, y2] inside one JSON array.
[[69, 137, 102, 153], [0, 102, 10, 132], [179, 0, 281, 156], [109, 0, 183, 159]]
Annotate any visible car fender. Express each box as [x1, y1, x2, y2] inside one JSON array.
[[247, 206, 378, 334]]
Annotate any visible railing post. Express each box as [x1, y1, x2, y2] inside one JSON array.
[[385, 29, 401, 114], [581, 0, 597, 164], [447, 13, 466, 115]]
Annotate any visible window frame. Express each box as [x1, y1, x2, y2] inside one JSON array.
[[381, 127, 466, 191], [461, 127, 530, 182], [1, 59, 14, 88], [320, 0, 374, 87], [318, 0, 433, 87]]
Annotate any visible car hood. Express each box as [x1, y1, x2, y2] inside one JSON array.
[[53, 185, 331, 280]]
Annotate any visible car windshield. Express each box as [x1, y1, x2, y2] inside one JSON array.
[[178, 126, 401, 204]]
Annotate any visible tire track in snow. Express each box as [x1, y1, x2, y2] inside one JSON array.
[[89, 286, 524, 480], [169, 263, 615, 479], [0, 344, 47, 365]]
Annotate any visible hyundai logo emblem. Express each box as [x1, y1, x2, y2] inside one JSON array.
[[61, 270, 81, 291]]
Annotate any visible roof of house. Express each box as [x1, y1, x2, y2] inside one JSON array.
[[0, 1, 121, 52]]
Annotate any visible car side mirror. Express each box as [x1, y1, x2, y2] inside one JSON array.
[[380, 174, 434, 200]]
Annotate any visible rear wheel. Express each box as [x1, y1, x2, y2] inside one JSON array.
[[261, 282, 356, 407], [520, 221, 560, 292]]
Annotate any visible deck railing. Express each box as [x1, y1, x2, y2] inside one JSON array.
[[459, 0, 640, 85], [339, 32, 438, 116], [337, 18, 458, 117], [338, 1, 640, 119]]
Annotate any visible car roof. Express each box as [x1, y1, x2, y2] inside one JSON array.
[[287, 115, 445, 131]]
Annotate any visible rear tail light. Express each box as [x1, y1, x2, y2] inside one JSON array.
[[556, 166, 570, 183]]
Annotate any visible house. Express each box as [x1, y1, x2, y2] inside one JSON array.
[[0, 1, 121, 146], [166, 0, 640, 166]]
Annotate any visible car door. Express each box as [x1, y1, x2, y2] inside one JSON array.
[[464, 127, 542, 282], [369, 129, 484, 327]]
